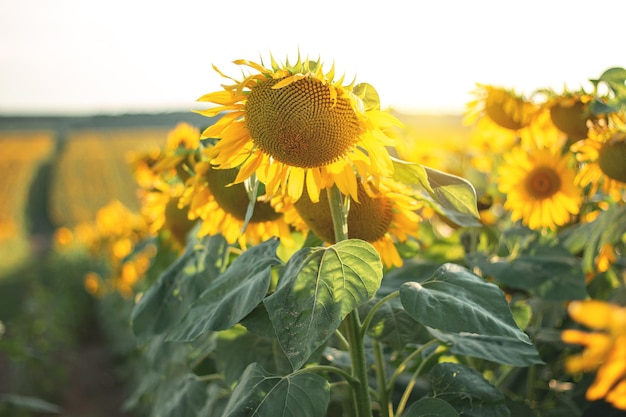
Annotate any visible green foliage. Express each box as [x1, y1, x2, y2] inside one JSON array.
[[392, 158, 482, 227], [221, 363, 331, 417], [168, 238, 282, 341], [264, 239, 383, 370], [466, 243, 587, 301], [429, 363, 510, 417], [131, 234, 229, 342], [402, 397, 459, 417]]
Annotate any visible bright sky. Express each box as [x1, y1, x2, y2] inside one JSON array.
[[1, 0, 624, 115]]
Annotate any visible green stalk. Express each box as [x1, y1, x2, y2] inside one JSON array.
[[373, 340, 392, 417], [327, 186, 372, 417]]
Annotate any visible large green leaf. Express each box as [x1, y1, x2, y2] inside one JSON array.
[[264, 239, 383, 370], [399, 263, 532, 344], [221, 363, 330, 417], [429, 363, 510, 417], [131, 235, 228, 342], [402, 397, 459, 417], [215, 326, 292, 386], [427, 328, 543, 366], [167, 238, 283, 342], [392, 159, 481, 227], [467, 246, 587, 301]]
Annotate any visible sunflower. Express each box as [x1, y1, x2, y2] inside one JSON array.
[[151, 122, 201, 182], [195, 54, 403, 204], [571, 118, 626, 202], [544, 91, 593, 143], [465, 84, 538, 132], [562, 300, 626, 410], [140, 181, 195, 249], [497, 146, 581, 230], [180, 148, 295, 248], [292, 177, 422, 268]]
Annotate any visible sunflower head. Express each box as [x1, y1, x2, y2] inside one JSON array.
[[597, 132, 626, 183], [293, 178, 421, 268], [196, 54, 402, 203], [245, 76, 363, 168], [497, 147, 581, 230], [547, 93, 593, 142], [466, 84, 537, 131]]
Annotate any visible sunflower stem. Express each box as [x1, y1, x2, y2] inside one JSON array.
[[327, 185, 373, 417]]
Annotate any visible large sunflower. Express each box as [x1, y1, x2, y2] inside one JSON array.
[[180, 148, 295, 248], [292, 177, 422, 268], [497, 147, 581, 230], [195, 55, 403, 203]]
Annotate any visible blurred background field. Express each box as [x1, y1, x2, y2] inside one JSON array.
[[0, 110, 471, 416]]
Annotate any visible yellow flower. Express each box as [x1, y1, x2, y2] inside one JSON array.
[[293, 177, 422, 268], [562, 300, 626, 410], [140, 182, 195, 249], [545, 92, 593, 142], [180, 152, 295, 248], [151, 122, 201, 182], [465, 84, 538, 132], [571, 119, 626, 202], [195, 55, 402, 203], [497, 147, 581, 230]]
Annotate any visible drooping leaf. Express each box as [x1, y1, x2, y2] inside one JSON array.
[[402, 397, 459, 417], [399, 263, 532, 344], [429, 363, 510, 417], [467, 248, 587, 301], [427, 328, 543, 366], [392, 159, 481, 227], [221, 363, 330, 417], [167, 238, 282, 342], [131, 234, 229, 342], [264, 239, 383, 370], [215, 325, 292, 386]]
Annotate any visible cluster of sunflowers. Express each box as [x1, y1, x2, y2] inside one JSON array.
[[57, 57, 626, 411], [54, 199, 154, 297], [455, 77, 626, 410]]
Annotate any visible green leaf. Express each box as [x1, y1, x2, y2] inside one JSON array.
[[467, 244, 587, 301], [216, 325, 292, 386], [429, 363, 510, 417], [131, 235, 228, 342], [427, 328, 543, 366], [399, 263, 532, 344], [152, 374, 208, 417], [596, 67, 626, 99], [392, 159, 481, 227], [221, 363, 330, 417], [353, 82, 381, 111], [402, 397, 459, 417], [562, 204, 626, 273], [360, 298, 426, 350], [167, 238, 283, 342], [0, 394, 61, 414], [264, 239, 383, 370]]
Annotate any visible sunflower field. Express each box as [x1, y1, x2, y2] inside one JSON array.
[[4, 58, 626, 417], [0, 131, 56, 272]]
